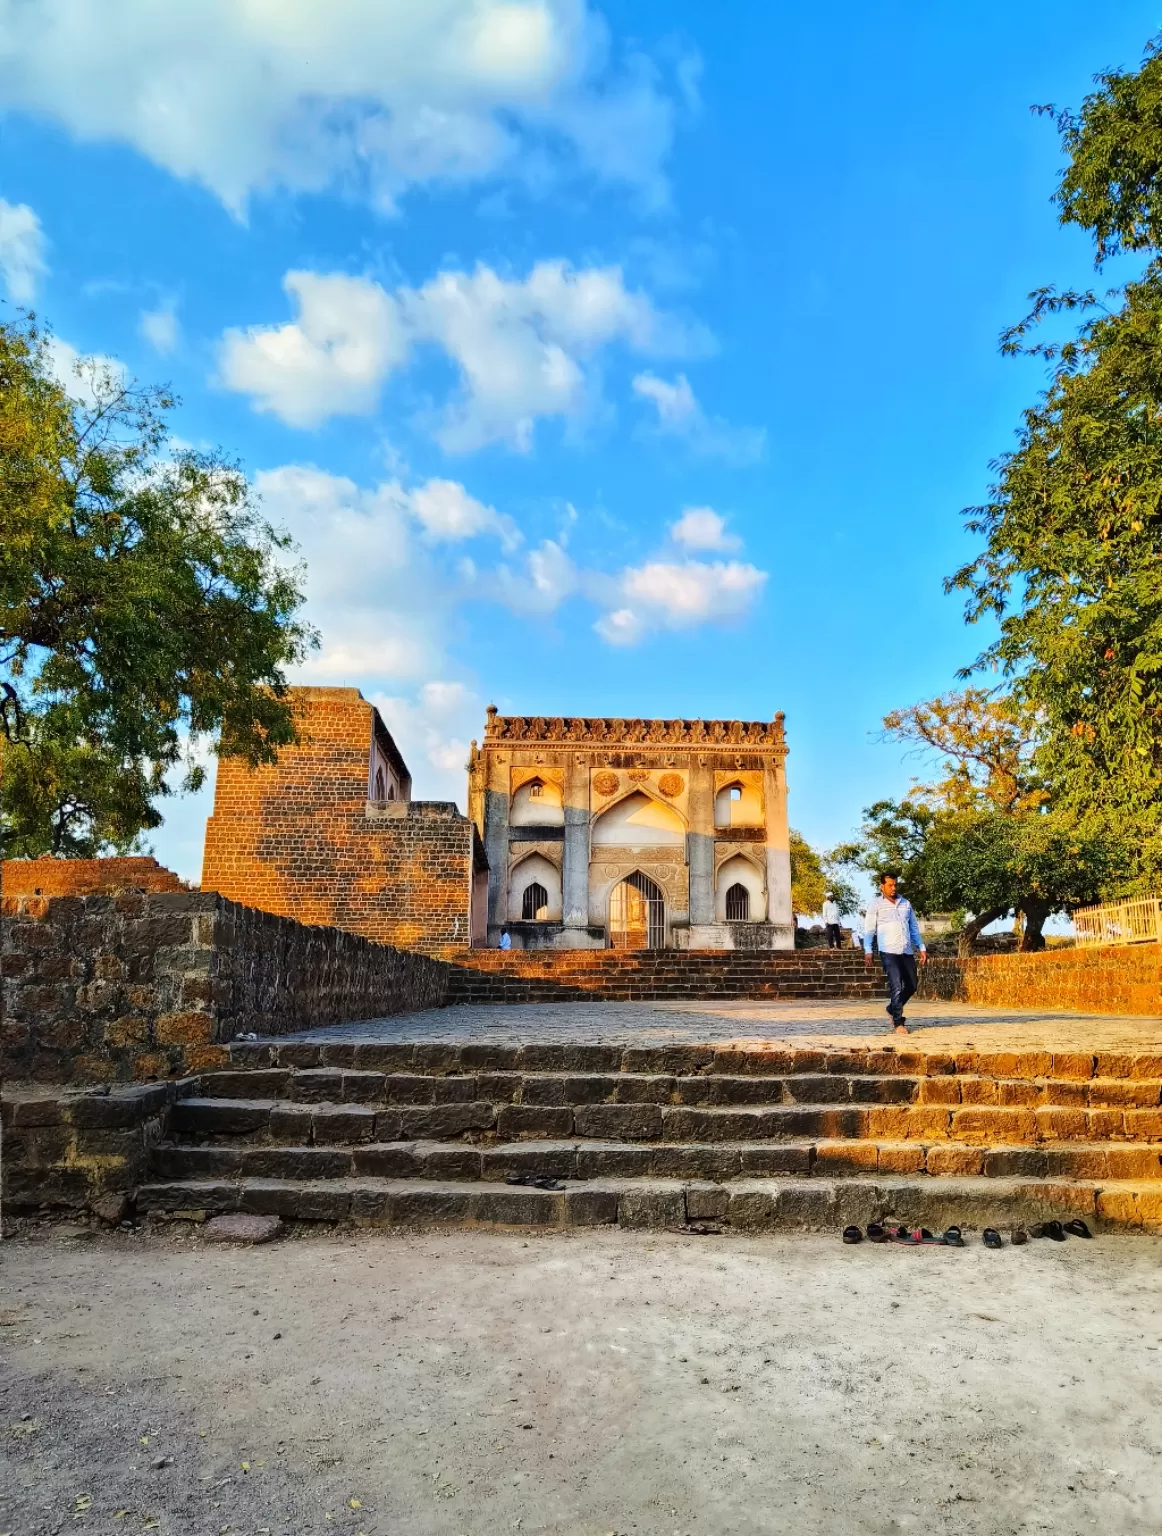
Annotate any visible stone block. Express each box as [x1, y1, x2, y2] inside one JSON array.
[[982, 1148, 1047, 1178], [151, 1145, 244, 1179], [564, 1188, 619, 1225], [239, 1181, 351, 1220], [575, 1104, 662, 1141], [1087, 1109, 1126, 1139], [242, 1147, 352, 1179], [205, 1213, 282, 1244], [384, 1188, 473, 1225], [4, 1097, 66, 1127], [349, 1186, 394, 1222], [1101, 1146, 1162, 1178], [1096, 1189, 1141, 1227], [875, 1144, 925, 1174], [172, 1099, 270, 1137], [925, 1146, 985, 1176], [814, 1141, 879, 1174], [576, 1144, 652, 1178], [959, 1078, 999, 1106], [1088, 1079, 1161, 1107], [726, 1188, 779, 1231], [784, 1075, 850, 1104], [420, 1144, 483, 1179], [950, 1108, 1036, 1144], [918, 1078, 961, 1106], [475, 1072, 522, 1102], [400, 1101, 496, 1138], [201, 1070, 291, 1099], [523, 1043, 623, 1073], [277, 1044, 324, 1068], [1124, 1109, 1162, 1140], [739, 1145, 812, 1175], [613, 1073, 677, 1105], [470, 1188, 563, 1226], [458, 1043, 524, 1071], [618, 1188, 685, 1230], [341, 1071, 388, 1103], [154, 1011, 215, 1047], [775, 1183, 838, 1228], [1050, 1052, 1095, 1081], [650, 1145, 740, 1179], [685, 1184, 729, 1220], [269, 1104, 314, 1142], [1035, 1107, 1088, 1141], [138, 1181, 239, 1212], [482, 1142, 579, 1179], [374, 1109, 404, 1140], [354, 1143, 420, 1177], [353, 1043, 418, 1072], [312, 1106, 376, 1144], [997, 1081, 1040, 1108], [290, 1070, 346, 1103], [496, 1104, 572, 1138], [621, 1045, 714, 1075], [832, 1182, 880, 1228]]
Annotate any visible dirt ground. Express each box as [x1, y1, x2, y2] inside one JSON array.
[[1, 1223, 1160, 1536]]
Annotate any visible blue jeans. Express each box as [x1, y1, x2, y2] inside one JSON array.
[[879, 952, 918, 1023]]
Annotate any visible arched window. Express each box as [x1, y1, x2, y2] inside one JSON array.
[[374, 766, 386, 802], [725, 882, 750, 921], [528, 779, 543, 798], [387, 783, 396, 801], [522, 881, 550, 920]]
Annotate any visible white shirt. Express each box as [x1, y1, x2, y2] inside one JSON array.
[[822, 900, 840, 926]]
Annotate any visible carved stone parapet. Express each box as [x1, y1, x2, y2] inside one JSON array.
[[482, 712, 787, 752]]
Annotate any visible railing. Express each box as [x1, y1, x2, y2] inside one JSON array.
[[1071, 896, 1162, 948]]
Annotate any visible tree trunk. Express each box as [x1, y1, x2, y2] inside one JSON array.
[[1018, 898, 1051, 952], [957, 906, 1009, 957]]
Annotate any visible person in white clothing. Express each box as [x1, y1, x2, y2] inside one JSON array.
[[862, 872, 927, 1032], [821, 893, 842, 949]]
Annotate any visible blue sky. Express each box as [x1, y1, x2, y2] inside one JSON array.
[[2, 1, 1158, 884]]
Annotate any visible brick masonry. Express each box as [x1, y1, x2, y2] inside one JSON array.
[[922, 945, 1162, 1016], [201, 688, 485, 956], [1, 856, 186, 897], [1, 891, 450, 1085]]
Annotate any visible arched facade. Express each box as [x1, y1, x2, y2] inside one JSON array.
[[508, 851, 562, 923], [511, 776, 564, 827], [714, 778, 763, 829], [715, 852, 767, 922]]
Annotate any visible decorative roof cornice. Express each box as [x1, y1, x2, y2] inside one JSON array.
[[481, 708, 787, 750]]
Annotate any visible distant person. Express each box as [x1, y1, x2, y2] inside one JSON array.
[[822, 892, 842, 949], [850, 914, 864, 950], [863, 872, 927, 1033], [498, 927, 512, 951]]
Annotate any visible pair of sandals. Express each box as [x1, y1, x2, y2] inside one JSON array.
[[844, 1224, 964, 1246], [505, 1172, 565, 1190], [988, 1219, 1092, 1246]]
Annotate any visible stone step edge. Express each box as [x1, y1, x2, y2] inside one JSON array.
[[151, 1137, 1162, 1181], [173, 1097, 1162, 1144], [135, 1175, 1162, 1231], [223, 1042, 1162, 1082], [196, 1068, 1162, 1110]]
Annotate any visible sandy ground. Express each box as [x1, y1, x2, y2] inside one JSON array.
[[2, 1224, 1161, 1536]]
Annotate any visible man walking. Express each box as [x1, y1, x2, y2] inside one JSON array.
[[863, 872, 926, 1033], [822, 892, 842, 949]]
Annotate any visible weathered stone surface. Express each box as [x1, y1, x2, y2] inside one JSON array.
[[496, 1104, 572, 1138], [290, 1070, 346, 1103], [400, 1102, 495, 1138], [470, 1188, 563, 1226], [171, 1098, 271, 1136], [242, 1147, 352, 1179], [618, 1188, 685, 1230], [311, 1106, 377, 1144], [354, 1143, 422, 1177], [563, 1188, 619, 1225], [268, 1104, 314, 1142], [90, 1192, 131, 1225], [650, 1145, 740, 1180], [204, 1212, 283, 1244], [574, 1104, 662, 1141], [482, 1142, 579, 1180], [685, 1184, 729, 1220], [576, 1143, 652, 1178]]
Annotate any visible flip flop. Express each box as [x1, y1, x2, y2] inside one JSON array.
[[888, 1225, 921, 1245], [982, 1228, 1003, 1249], [866, 1224, 889, 1243], [1043, 1220, 1066, 1242], [942, 1226, 966, 1248], [1063, 1219, 1092, 1239], [1011, 1229, 1029, 1246], [913, 1228, 949, 1246], [842, 1226, 863, 1244]]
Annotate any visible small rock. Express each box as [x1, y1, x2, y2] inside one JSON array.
[[152, 1455, 173, 1470], [204, 1213, 283, 1245], [92, 1193, 130, 1226]]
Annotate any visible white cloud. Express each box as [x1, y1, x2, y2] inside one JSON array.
[[402, 478, 521, 550], [0, 198, 47, 302], [594, 559, 767, 646], [139, 299, 181, 354], [218, 271, 408, 427], [373, 680, 482, 805], [670, 506, 741, 553], [219, 260, 707, 448], [0, 1, 677, 213], [632, 370, 765, 466], [491, 539, 579, 614], [46, 336, 128, 408]]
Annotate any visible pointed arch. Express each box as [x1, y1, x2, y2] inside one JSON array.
[[592, 789, 685, 846], [715, 852, 767, 921], [508, 851, 561, 921]]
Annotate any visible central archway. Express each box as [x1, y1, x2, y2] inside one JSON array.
[[608, 871, 665, 950]]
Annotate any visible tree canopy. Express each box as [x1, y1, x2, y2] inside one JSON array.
[[0, 315, 315, 857], [948, 36, 1162, 886]]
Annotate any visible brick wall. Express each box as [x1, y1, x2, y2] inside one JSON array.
[[1, 891, 450, 1084], [921, 943, 1162, 1015], [201, 687, 482, 956], [2, 857, 186, 897]]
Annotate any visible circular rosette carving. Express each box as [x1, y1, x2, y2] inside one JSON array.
[[592, 770, 620, 798], [627, 769, 650, 783], [658, 772, 684, 798]]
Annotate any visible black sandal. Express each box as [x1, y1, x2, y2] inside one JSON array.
[[1043, 1220, 1066, 1242], [982, 1228, 1003, 1249], [843, 1225, 863, 1244], [866, 1224, 889, 1243], [942, 1226, 965, 1248], [1063, 1219, 1092, 1239]]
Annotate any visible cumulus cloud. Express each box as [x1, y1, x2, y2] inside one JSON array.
[[373, 680, 482, 803], [219, 260, 707, 448], [632, 369, 765, 466], [0, 198, 47, 302], [593, 559, 767, 645], [139, 299, 181, 354], [0, 0, 678, 213], [669, 506, 741, 552]]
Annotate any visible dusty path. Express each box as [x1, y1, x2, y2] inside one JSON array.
[[2, 1224, 1161, 1535]]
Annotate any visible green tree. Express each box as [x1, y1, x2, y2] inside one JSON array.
[[789, 829, 860, 924], [948, 37, 1162, 884], [1, 314, 315, 857]]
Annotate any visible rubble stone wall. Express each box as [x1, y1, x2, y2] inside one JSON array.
[[1, 856, 186, 897], [920, 944, 1162, 1015], [1, 891, 450, 1085]]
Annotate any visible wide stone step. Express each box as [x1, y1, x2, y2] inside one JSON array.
[[150, 1137, 1162, 1184], [135, 1174, 1162, 1231], [223, 1038, 1162, 1085], [170, 1097, 1162, 1146]]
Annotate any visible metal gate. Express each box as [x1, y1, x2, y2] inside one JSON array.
[[608, 872, 666, 949]]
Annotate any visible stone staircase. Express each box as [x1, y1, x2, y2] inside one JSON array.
[[138, 1038, 1162, 1233], [443, 949, 886, 1004]]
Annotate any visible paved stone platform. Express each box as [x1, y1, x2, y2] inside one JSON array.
[[268, 997, 1162, 1053]]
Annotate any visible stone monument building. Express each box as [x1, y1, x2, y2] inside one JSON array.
[[467, 709, 793, 950]]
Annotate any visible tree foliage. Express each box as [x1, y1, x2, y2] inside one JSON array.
[[0, 314, 315, 857], [948, 37, 1162, 885], [789, 829, 859, 921]]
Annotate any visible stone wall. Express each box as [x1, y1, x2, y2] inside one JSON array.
[[1, 891, 450, 1085], [2, 856, 186, 897], [921, 943, 1162, 1015], [202, 687, 484, 956]]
